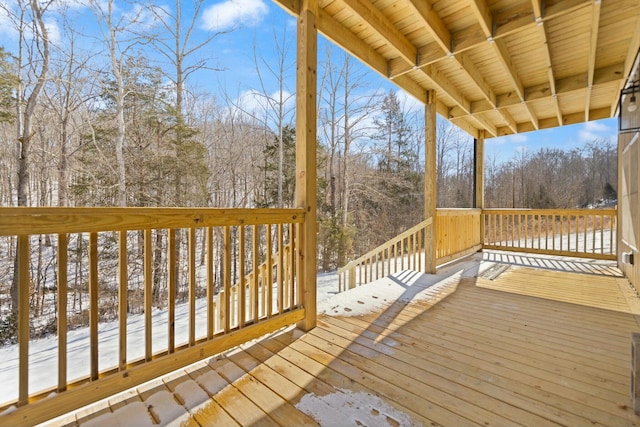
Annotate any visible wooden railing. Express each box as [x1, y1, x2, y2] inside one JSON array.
[[0, 207, 305, 426], [337, 209, 482, 291], [482, 208, 616, 260], [436, 208, 482, 264]]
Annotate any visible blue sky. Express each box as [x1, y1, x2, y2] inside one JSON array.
[[0, 0, 619, 165]]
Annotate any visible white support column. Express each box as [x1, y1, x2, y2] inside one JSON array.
[[296, 0, 318, 331], [424, 90, 437, 274]]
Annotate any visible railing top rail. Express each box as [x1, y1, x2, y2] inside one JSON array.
[[482, 208, 616, 215], [0, 207, 305, 236], [337, 216, 434, 274], [437, 208, 482, 216]]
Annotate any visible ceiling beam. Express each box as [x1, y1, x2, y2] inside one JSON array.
[[448, 62, 625, 118], [496, 106, 611, 135], [532, 0, 562, 127], [272, 0, 482, 137], [340, 0, 416, 64], [388, 0, 594, 79], [585, 0, 601, 121], [468, 0, 538, 131], [334, 0, 489, 134], [406, 0, 451, 54], [410, 0, 498, 114], [468, 0, 492, 38]]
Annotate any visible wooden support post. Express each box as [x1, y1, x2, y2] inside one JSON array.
[[424, 90, 437, 274], [474, 131, 485, 209], [296, 0, 318, 331], [475, 131, 485, 246]]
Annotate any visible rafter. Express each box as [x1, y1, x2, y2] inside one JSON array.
[[448, 63, 625, 119], [273, 0, 637, 140], [406, 0, 451, 54], [492, 38, 539, 129], [585, 0, 601, 121], [269, 0, 490, 135], [340, 0, 416, 64], [333, 0, 491, 135], [532, 0, 562, 126], [468, 0, 492, 38]]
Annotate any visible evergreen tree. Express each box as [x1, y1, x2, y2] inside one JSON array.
[[257, 124, 296, 207], [371, 90, 423, 240], [0, 47, 17, 123]]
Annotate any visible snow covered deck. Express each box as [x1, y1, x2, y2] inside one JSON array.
[[42, 252, 640, 427]]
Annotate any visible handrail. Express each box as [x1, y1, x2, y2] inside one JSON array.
[[482, 208, 616, 260], [0, 207, 305, 426], [338, 209, 482, 291], [337, 207, 617, 293]]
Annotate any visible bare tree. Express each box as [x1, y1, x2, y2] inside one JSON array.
[[90, 0, 153, 206], [2, 0, 52, 333], [317, 48, 378, 265]]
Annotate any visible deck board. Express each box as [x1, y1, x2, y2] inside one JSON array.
[[42, 257, 640, 427]]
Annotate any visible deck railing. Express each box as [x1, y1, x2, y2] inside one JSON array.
[[436, 208, 482, 264], [337, 209, 482, 291], [338, 207, 618, 292], [482, 208, 616, 260], [0, 207, 305, 426]]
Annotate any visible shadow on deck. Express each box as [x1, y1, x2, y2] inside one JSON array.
[[45, 252, 640, 427]]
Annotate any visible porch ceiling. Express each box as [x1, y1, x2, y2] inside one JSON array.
[[274, 0, 640, 139]]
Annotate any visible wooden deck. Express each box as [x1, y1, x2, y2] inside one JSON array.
[[46, 254, 640, 427]]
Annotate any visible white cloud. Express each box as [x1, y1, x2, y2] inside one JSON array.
[[487, 133, 528, 146], [44, 19, 61, 44], [201, 0, 268, 31], [578, 120, 614, 143], [222, 88, 295, 126]]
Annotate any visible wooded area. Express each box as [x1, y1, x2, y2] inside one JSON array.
[[0, 0, 618, 343]]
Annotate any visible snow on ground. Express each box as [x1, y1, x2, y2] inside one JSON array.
[[319, 255, 497, 317], [0, 272, 340, 407], [296, 387, 422, 427]]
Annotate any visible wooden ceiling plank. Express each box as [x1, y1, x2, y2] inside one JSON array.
[[340, 0, 416, 64], [469, 114, 498, 137], [457, 52, 497, 106], [273, 0, 464, 134], [611, 14, 640, 116], [494, 0, 591, 39], [466, 0, 523, 134]]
